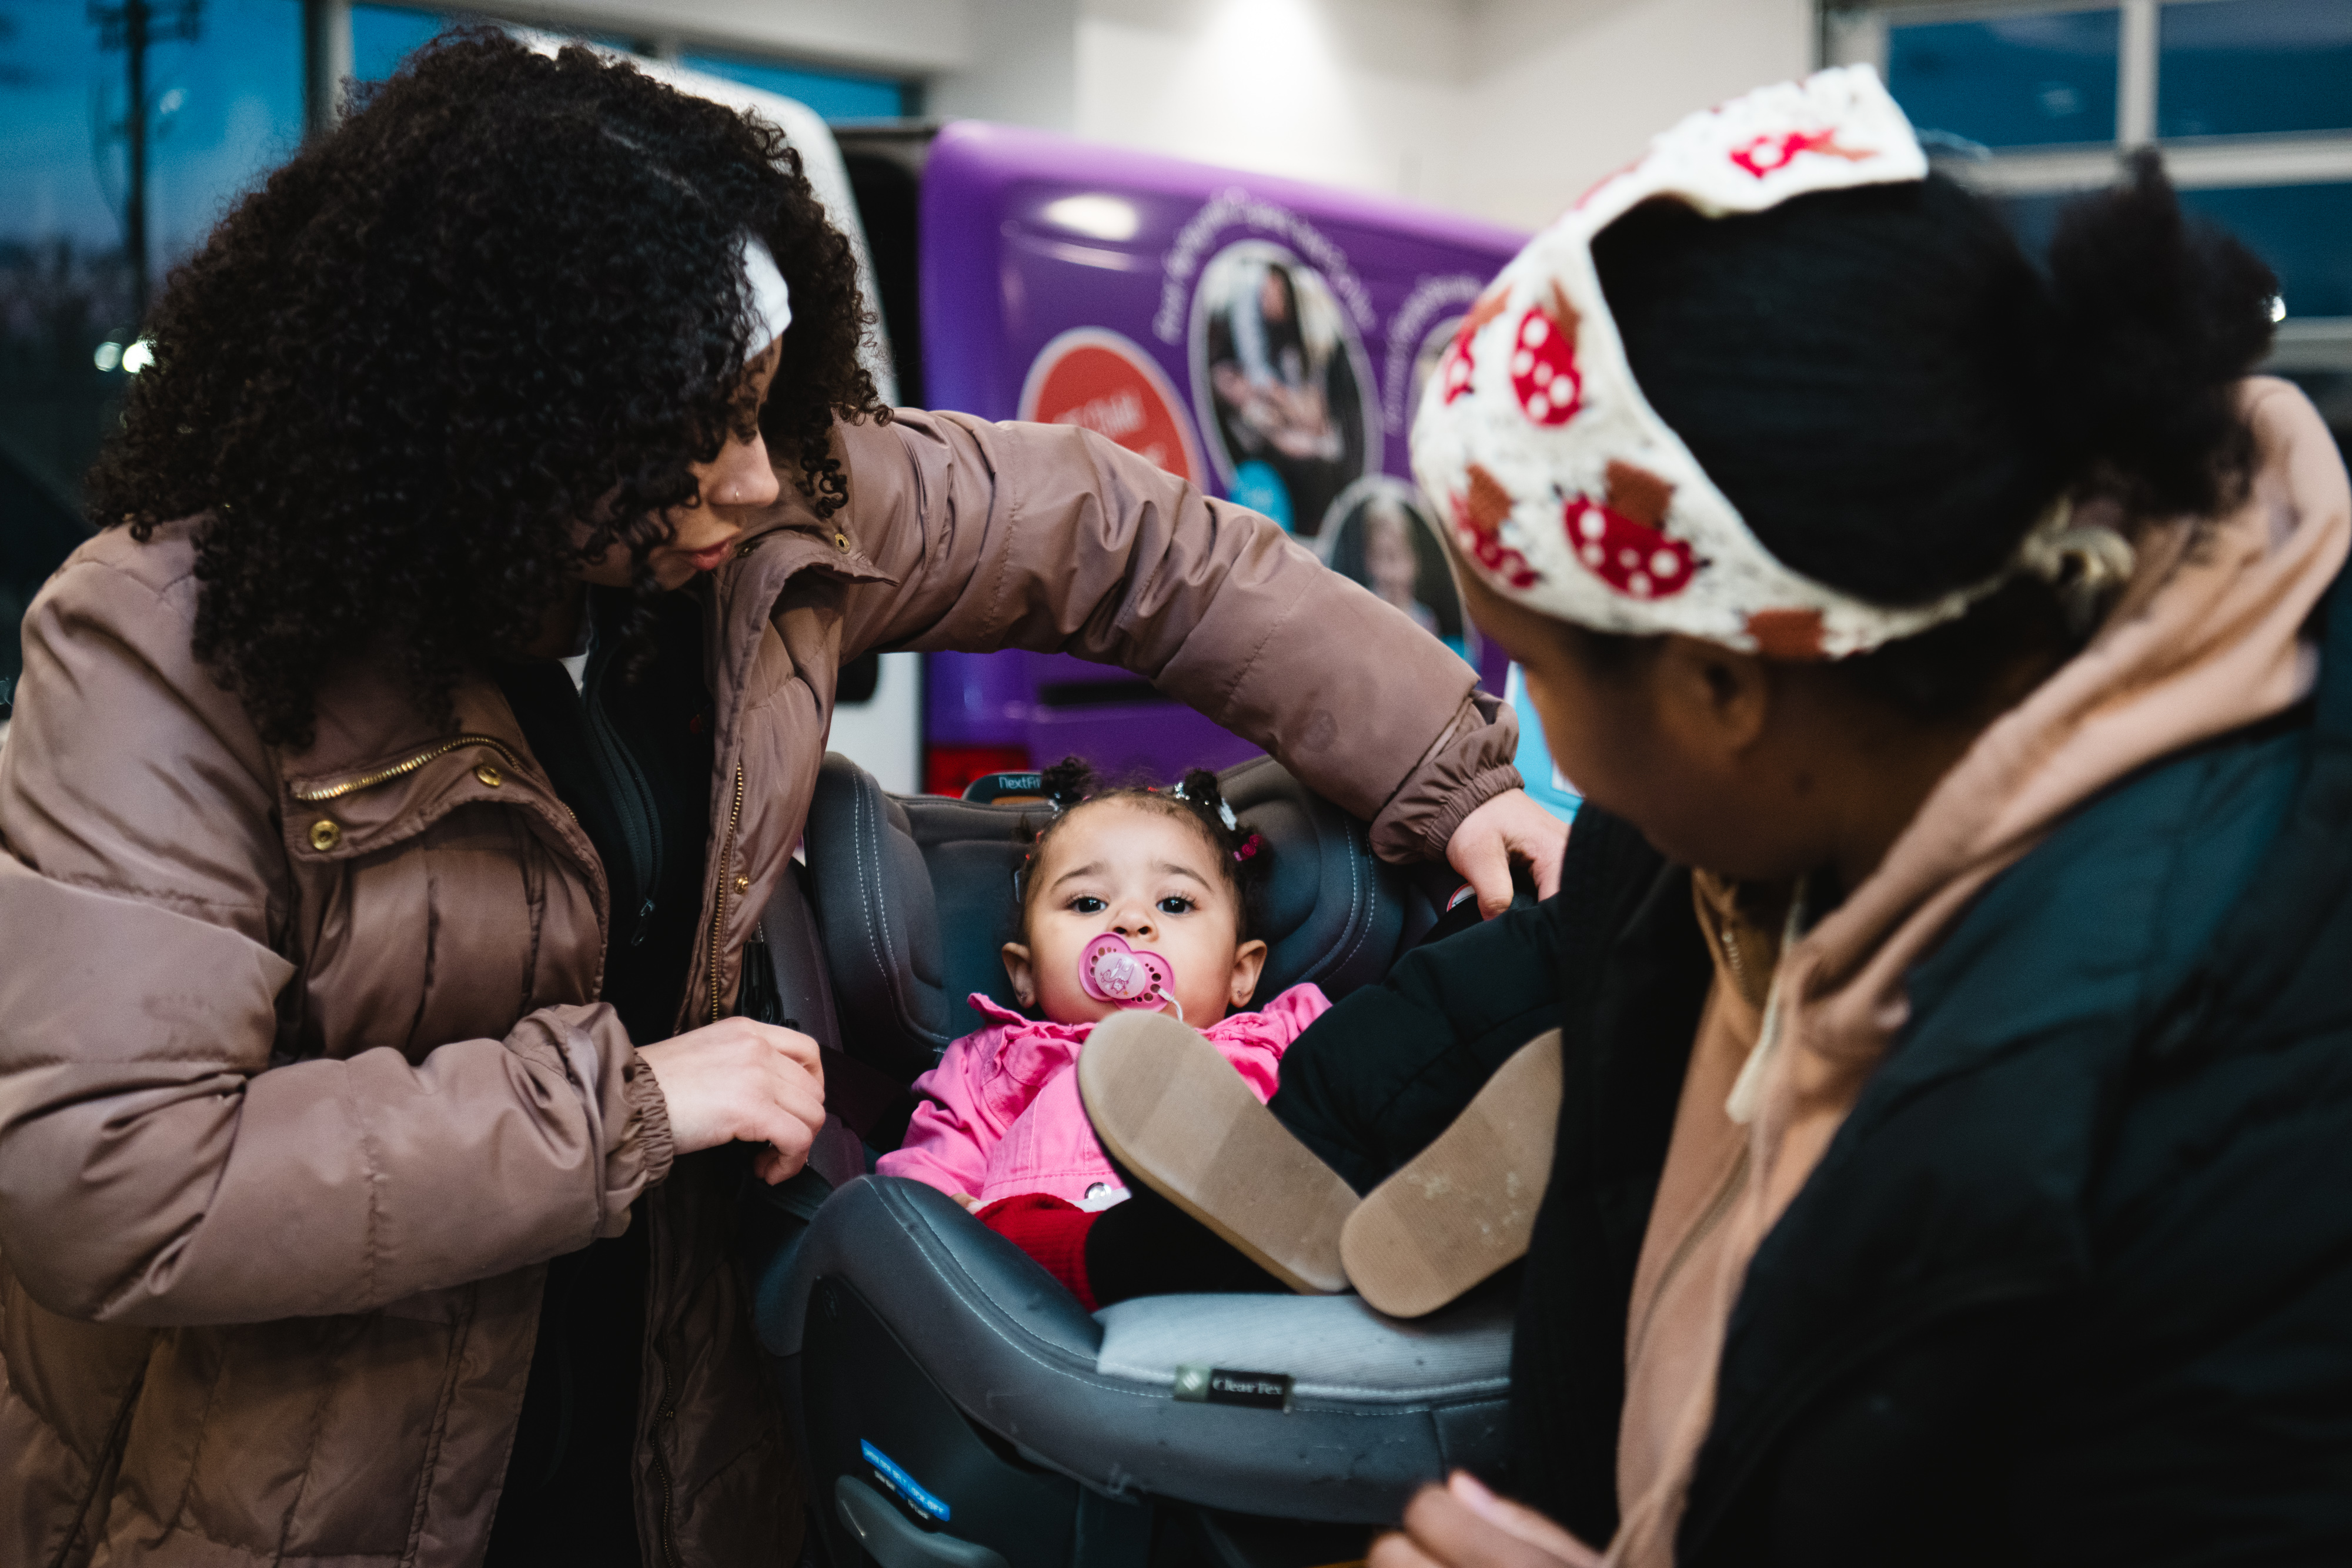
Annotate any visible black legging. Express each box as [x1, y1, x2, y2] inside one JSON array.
[[1083, 887, 1569, 1302]]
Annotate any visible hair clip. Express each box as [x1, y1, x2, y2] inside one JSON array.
[[1233, 832, 1265, 863], [1173, 777, 1241, 830]]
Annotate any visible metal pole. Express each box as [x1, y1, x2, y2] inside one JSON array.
[[303, 0, 351, 142], [125, 0, 148, 325]]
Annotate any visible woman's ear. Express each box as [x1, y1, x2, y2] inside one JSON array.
[[1653, 634, 1773, 763], [1228, 938, 1268, 1009], [1000, 942, 1037, 1009]]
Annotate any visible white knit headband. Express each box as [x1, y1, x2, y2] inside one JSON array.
[[1411, 65, 2077, 659], [740, 233, 793, 356]]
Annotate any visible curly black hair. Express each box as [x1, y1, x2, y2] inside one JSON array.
[[1016, 757, 1272, 941], [85, 29, 887, 749]]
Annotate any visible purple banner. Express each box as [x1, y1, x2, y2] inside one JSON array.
[[917, 122, 1525, 790]]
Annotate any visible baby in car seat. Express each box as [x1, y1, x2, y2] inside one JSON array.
[[874, 758, 1329, 1306]]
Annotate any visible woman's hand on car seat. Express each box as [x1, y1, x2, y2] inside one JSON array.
[[1371, 1472, 1601, 1568], [1446, 789, 1569, 919], [638, 1019, 827, 1184]]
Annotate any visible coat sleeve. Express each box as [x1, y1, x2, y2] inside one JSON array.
[[0, 549, 673, 1326], [831, 412, 1521, 862]]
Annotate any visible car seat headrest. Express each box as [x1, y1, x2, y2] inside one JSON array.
[[803, 753, 1438, 1086]]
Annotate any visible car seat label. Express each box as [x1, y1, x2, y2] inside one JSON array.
[[861, 1439, 951, 1521], [1172, 1363, 1294, 1411]]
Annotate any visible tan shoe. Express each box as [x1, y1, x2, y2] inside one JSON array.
[[1339, 1029, 1563, 1319], [1077, 1009, 1357, 1295]]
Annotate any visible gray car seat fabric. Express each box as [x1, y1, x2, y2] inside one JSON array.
[[776, 1176, 1515, 1523], [801, 751, 1447, 1079]]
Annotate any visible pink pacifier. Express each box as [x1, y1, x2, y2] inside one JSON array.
[[1080, 932, 1178, 1015]]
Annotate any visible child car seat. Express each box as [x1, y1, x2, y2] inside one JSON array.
[[743, 754, 1521, 1568]]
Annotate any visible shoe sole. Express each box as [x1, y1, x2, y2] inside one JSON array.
[[1077, 1010, 1356, 1295], [1340, 1028, 1563, 1319]]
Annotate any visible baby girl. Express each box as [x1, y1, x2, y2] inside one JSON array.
[[876, 760, 1327, 1305]]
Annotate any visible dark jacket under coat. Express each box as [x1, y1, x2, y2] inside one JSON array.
[[1501, 562, 2352, 1562]]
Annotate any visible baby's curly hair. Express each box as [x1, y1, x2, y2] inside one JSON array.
[[1017, 757, 1272, 940], [85, 29, 887, 749]]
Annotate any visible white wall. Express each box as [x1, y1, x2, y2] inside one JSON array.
[[1073, 0, 1472, 208], [1062, 0, 1812, 228], [507, 0, 1816, 229], [1456, 0, 1815, 230]]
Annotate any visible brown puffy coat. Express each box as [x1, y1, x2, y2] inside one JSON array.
[[0, 410, 1519, 1568]]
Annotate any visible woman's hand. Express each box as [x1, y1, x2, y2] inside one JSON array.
[[1371, 1472, 1602, 1568], [637, 1019, 826, 1185], [1446, 789, 1569, 918]]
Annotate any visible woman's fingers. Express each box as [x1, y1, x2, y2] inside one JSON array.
[[1444, 790, 1569, 916], [767, 1023, 824, 1086], [1446, 1473, 1601, 1567], [1368, 1525, 1448, 1568], [637, 1018, 828, 1164], [1385, 1481, 1598, 1568]]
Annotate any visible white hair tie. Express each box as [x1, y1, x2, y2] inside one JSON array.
[[739, 233, 793, 357]]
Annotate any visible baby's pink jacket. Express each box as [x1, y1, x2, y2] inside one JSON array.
[[877, 985, 1331, 1210]]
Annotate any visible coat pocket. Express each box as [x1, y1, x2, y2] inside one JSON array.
[[301, 803, 598, 1064]]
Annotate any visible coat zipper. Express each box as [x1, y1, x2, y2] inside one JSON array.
[[289, 734, 524, 802], [650, 1345, 684, 1568], [707, 764, 745, 1022]]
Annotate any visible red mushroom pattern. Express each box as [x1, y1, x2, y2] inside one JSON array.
[[1439, 285, 1510, 405], [1510, 283, 1582, 426], [1563, 460, 1696, 600], [1451, 463, 1541, 589], [1729, 128, 1874, 180]]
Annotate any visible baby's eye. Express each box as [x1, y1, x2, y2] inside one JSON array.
[[1069, 895, 1107, 914], [1156, 895, 1195, 916]]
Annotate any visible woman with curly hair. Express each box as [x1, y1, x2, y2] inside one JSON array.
[[0, 32, 1562, 1568]]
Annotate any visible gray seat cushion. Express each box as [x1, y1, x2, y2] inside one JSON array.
[[776, 1176, 1513, 1523]]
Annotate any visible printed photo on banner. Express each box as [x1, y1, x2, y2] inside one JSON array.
[[1317, 476, 1479, 667], [1188, 239, 1376, 537]]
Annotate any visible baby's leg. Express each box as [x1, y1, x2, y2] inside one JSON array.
[[1268, 895, 1565, 1193]]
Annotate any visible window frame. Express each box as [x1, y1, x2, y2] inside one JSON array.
[[1823, 0, 2352, 372]]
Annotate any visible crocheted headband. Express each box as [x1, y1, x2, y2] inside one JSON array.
[[1411, 65, 2071, 659]]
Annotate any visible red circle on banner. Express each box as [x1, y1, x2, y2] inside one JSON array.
[[1018, 328, 1205, 486]]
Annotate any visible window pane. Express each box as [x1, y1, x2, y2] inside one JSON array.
[[352, 5, 449, 83], [1887, 10, 2120, 151], [0, 0, 302, 681], [2004, 180, 2352, 318], [2179, 183, 2352, 317], [0, 0, 300, 477], [2158, 0, 2352, 139], [680, 53, 907, 121]]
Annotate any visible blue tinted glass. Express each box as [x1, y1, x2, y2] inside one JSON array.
[[681, 53, 906, 121], [1887, 10, 2120, 150], [147, 0, 305, 259], [2159, 0, 2352, 139], [2179, 183, 2352, 316], [2004, 182, 2352, 317], [1, 0, 300, 491], [351, 5, 447, 83]]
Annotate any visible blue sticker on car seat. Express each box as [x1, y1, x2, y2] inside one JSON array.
[[861, 1439, 951, 1522]]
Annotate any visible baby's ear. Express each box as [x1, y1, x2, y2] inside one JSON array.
[[1228, 939, 1268, 1009], [1001, 942, 1037, 1008]]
